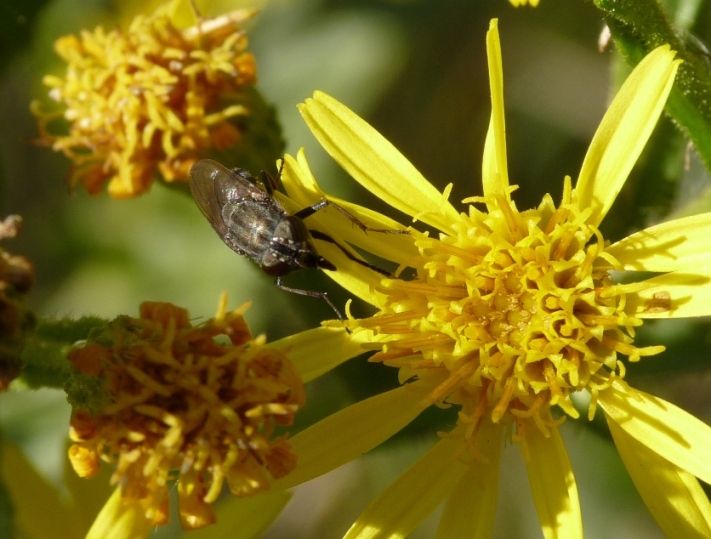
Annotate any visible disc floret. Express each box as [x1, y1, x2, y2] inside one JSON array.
[[67, 296, 305, 530], [350, 178, 664, 437]]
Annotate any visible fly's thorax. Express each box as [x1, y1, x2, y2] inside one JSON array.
[[261, 216, 323, 275], [191, 160, 339, 279]]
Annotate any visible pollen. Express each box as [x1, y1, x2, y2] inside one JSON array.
[[31, 3, 257, 198], [348, 178, 664, 438], [67, 295, 305, 531]]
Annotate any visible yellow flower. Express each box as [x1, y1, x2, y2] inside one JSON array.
[[264, 19, 711, 539], [32, 2, 259, 198], [65, 293, 365, 538], [509, 0, 540, 6]]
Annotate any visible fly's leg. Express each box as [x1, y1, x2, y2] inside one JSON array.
[[276, 276, 344, 322], [294, 199, 409, 235], [259, 160, 285, 196], [310, 229, 391, 277]]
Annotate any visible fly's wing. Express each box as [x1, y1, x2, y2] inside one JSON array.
[[190, 159, 283, 262], [190, 159, 261, 236], [190, 159, 229, 237]]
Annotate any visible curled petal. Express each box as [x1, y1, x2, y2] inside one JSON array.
[[281, 149, 417, 266]]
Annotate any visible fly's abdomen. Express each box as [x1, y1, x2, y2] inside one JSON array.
[[220, 199, 285, 262]]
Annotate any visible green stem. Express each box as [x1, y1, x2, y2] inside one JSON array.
[[594, 0, 711, 173], [20, 316, 107, 389]]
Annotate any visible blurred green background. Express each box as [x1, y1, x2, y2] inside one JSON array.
[[1, 0, 711, 537]]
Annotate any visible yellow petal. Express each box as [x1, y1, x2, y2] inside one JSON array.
[[523, 420, 583, 539], [482, 19, 510, 210], [1, 441, 83, 539], [281, 150, 418, 266], [435, 419, 504, 539], [607, 416, 711, 539], [622, 272, 711, 318], [182, 490, 292, 539], [63, 445, 115, 533], [267, 327, 368, 383], [607, 212, 711, 272], [344, 435, 469, 539], [273, 384, 429, 491], [87, 487, 154, 539], [576, 46, 680, 227], [298, 92, 460, 235], [598, 380, 711, 486], [315, 239, 390, 306]]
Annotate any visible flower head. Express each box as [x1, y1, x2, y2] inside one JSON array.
[[0, 216, 35, 390], [509, 0, 540, 6], [269, 19, 711, 539], [67, 294, 305, 534], [32, 2, 267, 198]]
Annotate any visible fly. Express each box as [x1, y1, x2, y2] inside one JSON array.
[[189, 158, 406, 319]]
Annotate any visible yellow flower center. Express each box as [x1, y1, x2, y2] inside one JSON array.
[[350, 179, 663, 435], [67, 297, 304, 530]]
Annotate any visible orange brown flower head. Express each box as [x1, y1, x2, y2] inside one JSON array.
[[66, 294, 305, 531], [32, 2, 260, 198], [0, 216, 35, 390]]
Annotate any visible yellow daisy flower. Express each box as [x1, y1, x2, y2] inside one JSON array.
[[31, 2, 260, 198], [66, 293, 366, 538], [510, 0, 540, 6], [262, 19, 711, 539]]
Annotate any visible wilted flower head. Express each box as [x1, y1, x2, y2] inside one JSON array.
[[0, 216, 35, 390], [32, 2, 262, 198], [67, 294, 305, 535], [261, 19, 711, 539]]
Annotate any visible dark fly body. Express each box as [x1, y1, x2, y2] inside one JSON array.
[[189, 159, 404, 319]]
